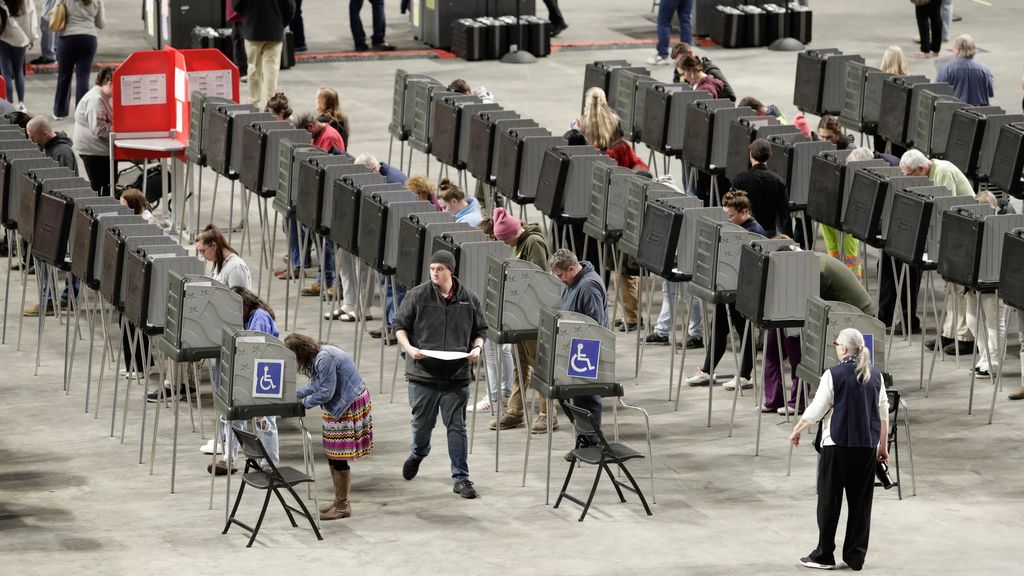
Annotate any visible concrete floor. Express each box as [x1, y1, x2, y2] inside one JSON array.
[[2, 1, 1024, 574]]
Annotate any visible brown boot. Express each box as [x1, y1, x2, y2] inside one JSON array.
[[320, 469, 352, 521], [1009, 388, 1024, 401], [319, 469, 341, 514]]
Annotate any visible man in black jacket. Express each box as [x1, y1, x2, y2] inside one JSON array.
[[393, 250, 487, 499], [731, 138, 788, 237], [232, 0, 295, 108], [27, 116, 78, 175]]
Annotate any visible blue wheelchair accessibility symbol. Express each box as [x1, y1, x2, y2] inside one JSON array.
[[252, 360, 285, 399], [567, 338, 600, 380]]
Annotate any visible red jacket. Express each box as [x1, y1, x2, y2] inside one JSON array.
[[312, 124, 346, 153], [606, 140, 649, 171]]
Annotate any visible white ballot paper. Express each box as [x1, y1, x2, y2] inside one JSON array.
[[420, 350, 471, 361]]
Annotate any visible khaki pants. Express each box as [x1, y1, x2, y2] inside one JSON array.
[[620, 274, 639, 324], [941, 283, 973, 341], [965, 290, 1005, 372], [506, 340, 547, 417], [244, 40, 283, 109]]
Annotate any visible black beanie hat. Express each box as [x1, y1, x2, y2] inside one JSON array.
[[430, 249, 456, 272]]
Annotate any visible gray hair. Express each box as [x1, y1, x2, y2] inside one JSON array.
[[836, 328, 872, 383], [548, 248, 579, 273], [953, 34, 977, 57], [354, 153, 380, 173], [899, 149, 931, 173], [294, 112, 318, 130], [847, 147, 874, 163]]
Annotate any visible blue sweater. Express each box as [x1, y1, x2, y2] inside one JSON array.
[[247, 308, 279, 337], [296, 345, 366, 419], [562, 261, 608, 328]]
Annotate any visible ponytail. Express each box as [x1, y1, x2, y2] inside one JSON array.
[[836, 327, 873, 383]]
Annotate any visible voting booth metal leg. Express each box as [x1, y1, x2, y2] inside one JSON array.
[[283, 219, 297, 331], [266, 212, 279, 305], [514, 349, 535, 487], [705, 301, 716, 427], [316, 236, 327, 342], [120, 325, 142, 443], [494, 343, 504, 473], [886, 262, 907, 363], [148, 353, 168, 475], [776, 328, 792, 424], [667, 281, 679, 401], [192, 362, 205, 437], [110, 316, 128, 437], [633, 273, 652, 380], [989, 316, 1007, 425], [389, 341, 402, 404], [2, 229, 12, 345], [208, 173, 220, 240], [925, 288, 951, 397], [170, 363, 183, 491], [967, 291, 986, 416], [194, 164, 203, 246], [94, 299, 112, 419], [468, 357, 480, 454], [137, 336, 157, 463], [729, 320, 752, 437], [673, 282, 694, 411], [33, 260, 54, 376], [755, 333, 771, 456], [227, 178, 237, 246], [544, 397, 553, 505], [292, 232, 313, 336], [952, 289, 962, 370], [15, 235, 29, 351], [209, 411, 219, 510], [63, 272, 74, 392], [84, 289, 97, 412]]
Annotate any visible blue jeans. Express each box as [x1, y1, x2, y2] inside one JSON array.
[[381, 274, 407, 327], [688, 293, 703, 338], [316, 234, 334, 288], [657, 0, 694, 58], [286, 218, 312, 269], [0, 42, 27, 102], [40, 15, 56, 60], [349, 0, 386, 49], [408, 382, 470, 481], [36, 261, 80, 306], [941, 0, 953, 40]]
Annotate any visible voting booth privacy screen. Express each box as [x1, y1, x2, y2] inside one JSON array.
[[215, 330, 303, 421], [532, 307, 621, 401], [797, 297, 886, 385]]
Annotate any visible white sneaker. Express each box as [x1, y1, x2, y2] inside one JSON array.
[[723, 376, 752, 391], [200, 438, 222, 455], [467, 398, 493, 413], [646, 54, 671, 66], [686, 370, 711, 387], [16, 102, 26, 112]]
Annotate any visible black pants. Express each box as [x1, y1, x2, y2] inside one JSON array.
[[543, 0, 565, 27], [53, 34, 97, 118], [877, 254, 921, 330], [290, 0, 306, 49], [701, 303, 754, 378], [350, 0, 386, 49], [122, 319, 151, 372], [80, 155, 112, 196], [915, 0, 942, 54], [809, 446, 877, 570], [231, 22, 248, 76]]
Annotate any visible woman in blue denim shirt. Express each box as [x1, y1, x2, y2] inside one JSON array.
[[286, 333, 373, 521]]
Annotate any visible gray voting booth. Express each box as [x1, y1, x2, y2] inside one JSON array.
[[396, 211, 456, 290], [123, 248, 205, 332], [534, 146, 613, 222], [736, 241, 820, 327], [485, 257, 563, 344], [215, 330, 303, 421], [618, 177, 679, 259], [583, 163, 633, 246], [797, 296, 887, 385], [690, 218, 764, 304], [204, 102, 258, 176], [161, 272, 244, 361]]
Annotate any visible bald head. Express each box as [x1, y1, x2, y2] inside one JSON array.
[[26, 116, 55, 145]]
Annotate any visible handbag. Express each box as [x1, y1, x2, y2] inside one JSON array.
[[49, 2, 67, 33]]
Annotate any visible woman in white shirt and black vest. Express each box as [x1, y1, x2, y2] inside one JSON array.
[[790, 328, 890, 572]]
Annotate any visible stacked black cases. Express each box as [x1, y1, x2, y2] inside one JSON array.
[[452, 19, 487, 61]]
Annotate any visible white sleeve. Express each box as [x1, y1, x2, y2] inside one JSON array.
[[802, 369, 835, 424]]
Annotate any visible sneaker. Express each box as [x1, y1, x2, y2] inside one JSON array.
[[531, 413, 560, 434], [646, 54, 671, 66], [680, 336, 704, 350], [200, 438, 222, 455], [207, 460, 237, 476], [761, 404, 781, 413], [799, 556, 836, 570], [974, 367, 991, 379], [467, 398, 492, 413], [723, 376, 752, 391], [453, 479, 477, 499], [645, 332, 669, 345], [943, 340, 975, 356], [146, 384, 194, 402], [239, 75, 247, 83], [16, 102, 26, 112], [120, 366, 156, 378], [402, 455, 422, 480], [369, 328, 383, 339], [686, 370, 711, 387], [52, 115, 65, 121], [778, 406, 802, 416], [489, 413, 524, 430], [1008, 388, 1024, 401]]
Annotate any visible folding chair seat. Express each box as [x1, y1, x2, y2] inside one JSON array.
[[554, 403, 653, 521], [223, 427, 323, 547]]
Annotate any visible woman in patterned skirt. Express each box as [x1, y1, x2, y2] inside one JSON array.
[[286, 333, 373, 521]]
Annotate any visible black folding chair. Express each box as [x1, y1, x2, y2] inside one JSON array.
[[554, 403, 653, 521], [878, 376, 916, 499], [223, 427, 323, 547]]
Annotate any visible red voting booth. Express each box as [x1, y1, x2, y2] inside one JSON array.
[[109, 46, 238, 234]]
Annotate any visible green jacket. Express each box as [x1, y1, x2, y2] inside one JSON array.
[[513, 223, 549, 271], [929, 159, 974, 197], [818, 254, 876, 316]]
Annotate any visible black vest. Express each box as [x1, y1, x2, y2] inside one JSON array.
[[829, 358, 882, 448]]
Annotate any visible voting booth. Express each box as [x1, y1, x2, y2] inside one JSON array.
[[187, 94, 231, 166], [912, 89, 960, 156], [68, 204, 134, 285], [583, 163, 633, 245], [407, 78, 446, 155], [904, 82, 955, 148], [238, 119, 293, 193], [636, 196, 704, 280], [610, 68, 654, 143], [682, 99, 735, 172], [205, 102, 258, 176], [943, 105, 1004, 178], [724, 116, 788, 181], [844, 167, 930, 248], [431, 93, 483, 168], [329, 172, 386, 252], [796, 296, 886, 386], [485, 258, 563, 344], [806, 149, 853, 228], [999, 229, 1024, 310], [123, 248, 205, 332], [619, 178, 681, 260], [161, 272, 243, 361], [17, 166, 80, 243], [990, 122, 1024, 198], [420, 222, 475, 283], [495, 126, 565, 204], [534, 146, 613, 222], [937, 206, 1024, 289], [977, 113, 1024, 182], [396, 211, 457, 290], [840, 61, 885, 134], [690, 217, 764, 305], [643, 84, 712, 158], [766, 132, 808, 183], [884, 186, 955, 266], [389, 70, 429, 144], [532, 307, 619, 399], [736, 241, 820, 327], [98, 224, 175, 308], [356, 189, 418, 271], [295, 156, 361, 235], [793, 49, 863, 117], [274, 141, 324, 219], [215, 330, 303, 421], [432, 233, 510, 299], [31, 188, 98, 269], [84, 213, 146, 289], [775, 140, 836, 209], [582, 60, 633, 113], [2, 155, 56, 230], [877, 75, 929, 148]]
